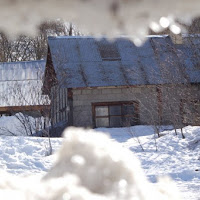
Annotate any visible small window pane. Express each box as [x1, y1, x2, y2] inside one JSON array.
[[96, 117, 109, 127], [109, 105, 121, 115], [110, 116, 121, 127], [122, 104, 135, 115], [122, 116, 138, 126], [95, 106, 108, 116]]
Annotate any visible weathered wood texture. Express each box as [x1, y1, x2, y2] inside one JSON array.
[[51, 86, 68, 125]]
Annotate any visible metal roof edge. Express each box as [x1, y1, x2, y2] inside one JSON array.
[[48, 33, 200, 41], [0, 59, 46, 66], [48, 35, 170, 40]]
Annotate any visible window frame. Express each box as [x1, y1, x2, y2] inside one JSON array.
[[92, 101, 139, 128], [96, 41, 121, 61]]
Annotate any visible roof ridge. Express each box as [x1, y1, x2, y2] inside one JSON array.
[[48, 34, 200, 41], [48, 35, 169, 40]]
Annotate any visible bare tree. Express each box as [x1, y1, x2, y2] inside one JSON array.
[[0, 20, 82, 62], [121, 34, 200, 145], [0, 78, 50, 135]]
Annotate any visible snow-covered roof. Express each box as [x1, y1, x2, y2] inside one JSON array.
[[0, 60, 45, 81], [0, 60, 50, 107], [48, 35, 200, 88]]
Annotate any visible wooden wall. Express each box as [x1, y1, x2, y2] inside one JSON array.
[[51, 86, 68, 125]]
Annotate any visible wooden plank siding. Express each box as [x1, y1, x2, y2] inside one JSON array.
[[0, 105, 50, 114], [51, 86, 68, 125]]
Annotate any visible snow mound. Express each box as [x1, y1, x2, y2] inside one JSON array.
[[0, 127, 181, 200], [0, 113, 46, 136]]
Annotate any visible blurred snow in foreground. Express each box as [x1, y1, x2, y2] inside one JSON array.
[[1, 0, 200, 43], [0, 127, 182, 200]]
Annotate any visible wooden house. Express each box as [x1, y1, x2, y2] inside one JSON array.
[[43, 35, 200, 131]]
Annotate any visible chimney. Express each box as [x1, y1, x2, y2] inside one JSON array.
[[170, 32, 183, 44]]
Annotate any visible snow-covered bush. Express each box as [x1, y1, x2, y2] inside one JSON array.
[[0, 113, 47, 136]]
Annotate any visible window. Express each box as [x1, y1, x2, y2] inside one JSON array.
[[181, 99, 200, 125], [93, 101, 139, 128], [96, 41, 121, 61]]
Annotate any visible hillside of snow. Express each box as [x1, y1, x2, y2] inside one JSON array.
[[97, 126, 200, 200], [0, 124, 199, 199]]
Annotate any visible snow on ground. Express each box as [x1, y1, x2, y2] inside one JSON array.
[[0, 123, 199, 199], [0, 136, 62, 176], [97, 126, 200, 200]]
